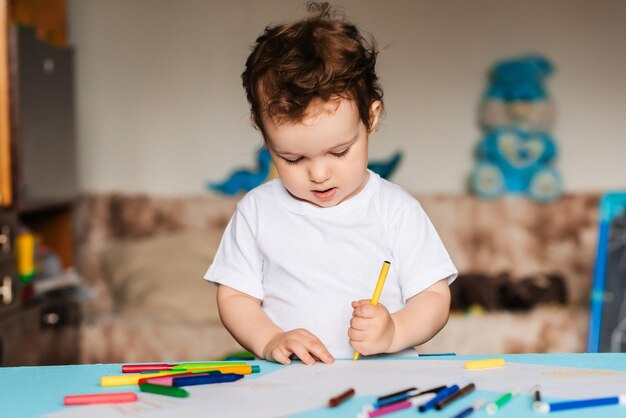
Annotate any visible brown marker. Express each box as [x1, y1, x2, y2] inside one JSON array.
[[328, 388, 356, 407], [435, 383, 476, 410]]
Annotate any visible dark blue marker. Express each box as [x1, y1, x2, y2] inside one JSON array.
[[172, 372, 243, 387]]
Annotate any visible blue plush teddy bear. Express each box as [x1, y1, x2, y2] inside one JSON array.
[[209, 148, 403, 196], [470, 54, 563, 202]]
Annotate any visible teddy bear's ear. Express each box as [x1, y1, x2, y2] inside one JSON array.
[[525, 54, 554, 79]]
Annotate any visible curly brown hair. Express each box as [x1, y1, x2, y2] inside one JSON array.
[[242, 2, 384, 136]]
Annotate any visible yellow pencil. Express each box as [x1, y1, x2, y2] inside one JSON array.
[[353, 260, 391, 361]]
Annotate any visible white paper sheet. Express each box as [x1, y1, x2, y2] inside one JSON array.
[[47, 359, 626, 418]]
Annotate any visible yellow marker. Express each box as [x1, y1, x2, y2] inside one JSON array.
[[16, 232, 36, 283], [353, 260, 391, 361], [465, 358, 505, 370], [101, 365, 258, 386]]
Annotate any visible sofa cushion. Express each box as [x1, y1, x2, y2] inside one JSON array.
[[103, 228, 222, 324]]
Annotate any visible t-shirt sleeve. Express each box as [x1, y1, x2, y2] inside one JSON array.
[[393, 200, 457, 302], [204, 204, 264, 300]]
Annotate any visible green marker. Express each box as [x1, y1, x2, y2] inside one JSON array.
[[486, 387, 521, 415], [140, 383, 189, 398], [171, 362, 246, 370]]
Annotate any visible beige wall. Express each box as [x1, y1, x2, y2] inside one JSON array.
[[68, 0, 626, 195]]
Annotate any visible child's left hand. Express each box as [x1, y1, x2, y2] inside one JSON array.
[[348, 300, 395, 356]]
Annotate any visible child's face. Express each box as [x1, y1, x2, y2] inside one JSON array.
[[263, 98, 381, 208]]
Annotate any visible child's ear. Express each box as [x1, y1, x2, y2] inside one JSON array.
[[368, 100, 383, 135]]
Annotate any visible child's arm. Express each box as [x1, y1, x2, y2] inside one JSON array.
[[349, 279, 451, 355], [217, 284, 334, 365]]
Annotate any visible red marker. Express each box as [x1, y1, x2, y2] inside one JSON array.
[[122, 363, 175, 373], [64, 392, 138, 406]]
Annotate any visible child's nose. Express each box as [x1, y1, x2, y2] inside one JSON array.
[[308, 161, 331, 184]]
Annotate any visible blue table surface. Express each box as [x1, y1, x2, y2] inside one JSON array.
[[1, 353, 626, 418]]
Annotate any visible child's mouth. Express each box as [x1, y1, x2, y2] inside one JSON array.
[[312, 187, 336, 201]]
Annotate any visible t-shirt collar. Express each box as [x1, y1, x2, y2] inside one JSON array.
[[272, 169, 381, 218]]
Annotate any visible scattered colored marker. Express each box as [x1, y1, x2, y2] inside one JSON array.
[[139, 382, 189, 398], [436, 383, 476, 410], [465, 358, 505, 370], [173, 372, 243, 387], [122, 361, 244, 373], [102, 365, 259, 387], [536, 394, 626, 413], [377, 387, 416, 402], [486, 387, 521, 415], [533, 385, 542, 411], [451, 399, 486, 418], [374, 385, 446, 408], [418, 352, 456, 357], [328, 388, 356, 407], [171, 362, 246, 371], [64, 392, 138, 406], [419, 385, 460, 412], [367, 393, 435, 418], [138, 371, 220, 386]]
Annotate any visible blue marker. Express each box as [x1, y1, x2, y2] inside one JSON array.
[[537, 394, 626, 413], [172, 373, 243, 387], [418, 353, 456, 357], [418, 385, 460, 412], [452, 399, 486, 418]]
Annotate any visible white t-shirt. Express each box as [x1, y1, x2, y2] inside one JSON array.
[[205, 171, 457, 358]]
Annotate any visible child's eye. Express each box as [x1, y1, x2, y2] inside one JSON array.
[[283, 156, 303, 165], [332, 147, 350, 158]]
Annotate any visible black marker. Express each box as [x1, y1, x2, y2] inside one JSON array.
[[533, 385, 542, 411]]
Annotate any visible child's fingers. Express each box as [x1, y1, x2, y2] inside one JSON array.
[[269, 347, 292, 365], [285, 339, 315, 365], [349, 338, 369, 355], [352, 303, 378, 318], [307, 341, 334, 364], [351, 299, 371, 308], [348, 327, 366, 342], [350, 316, 368, 331]]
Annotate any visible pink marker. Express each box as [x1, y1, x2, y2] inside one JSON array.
[[64, 392, 138, 406], [137, 372, 198, 386], [361, 393, 436, 418]]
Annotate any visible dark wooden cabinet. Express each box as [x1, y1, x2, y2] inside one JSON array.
[[0, 293, 81, 366]]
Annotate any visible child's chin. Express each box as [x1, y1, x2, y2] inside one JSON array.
[[311, 195, 342, 208]]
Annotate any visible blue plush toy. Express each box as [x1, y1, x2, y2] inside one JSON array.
[[208, 148, 273, 195], [470, 127, 561, 202], [470, 54, 563, 202], [209, 148, 403, 196]]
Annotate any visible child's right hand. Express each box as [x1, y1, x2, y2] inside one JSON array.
[[262, 329, 335, 365]]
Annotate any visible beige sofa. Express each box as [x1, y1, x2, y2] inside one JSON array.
[[74, 193, 599, 363]]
